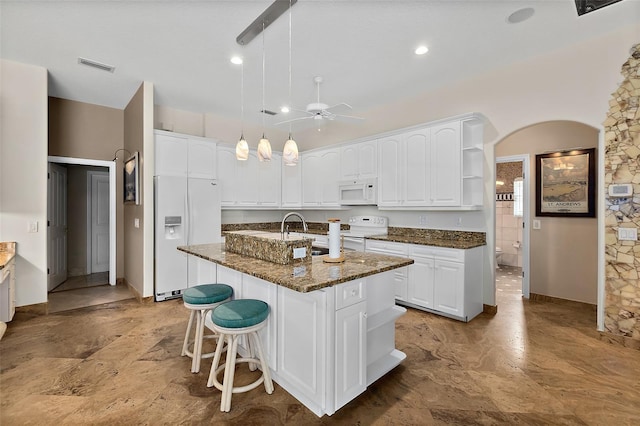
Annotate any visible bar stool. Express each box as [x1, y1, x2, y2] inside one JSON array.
[[206, 299, 274, 412], [181, 284, 233, 373]]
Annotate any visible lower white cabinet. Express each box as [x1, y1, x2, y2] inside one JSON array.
[[335, 301, 367, 410], [187, 257, 217, 288], [0, 257, 16, 322], [367, 239, 484, 322]]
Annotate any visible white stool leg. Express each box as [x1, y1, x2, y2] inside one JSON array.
[[207, 332, 227, 388], [192, 309, 204, 373], [250, 331, 274, 394], [182, 309, 196, 357], [221, 335, 240, 412]]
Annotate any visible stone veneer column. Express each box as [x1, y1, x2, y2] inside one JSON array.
[[604, 43, 640, 343]]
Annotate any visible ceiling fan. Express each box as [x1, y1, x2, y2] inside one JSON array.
[[275, 76, 364, 127]]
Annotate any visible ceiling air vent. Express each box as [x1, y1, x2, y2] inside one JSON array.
[[261, 109, 278, 116], [77, 57, 115, 73]]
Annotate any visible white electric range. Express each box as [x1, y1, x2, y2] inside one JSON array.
[[341, 215, 388, 252]]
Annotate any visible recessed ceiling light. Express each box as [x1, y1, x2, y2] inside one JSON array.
[[507, 7, 535, 24], [415, 45, 429, 55], [230, 56, 243, 65], [281, 106, 290, 113]]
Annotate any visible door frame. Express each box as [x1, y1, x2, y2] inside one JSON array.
[[86, 170, 110, 275], [48, 156, 116, 286], [495, 155, 530, 298]]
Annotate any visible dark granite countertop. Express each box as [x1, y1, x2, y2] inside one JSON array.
[[366, 234, 486, 249], [0, 242, 16, 270], [178, 243, 414, 293]]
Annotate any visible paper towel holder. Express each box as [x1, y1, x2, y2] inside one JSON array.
[[324, 219, 345, 263]]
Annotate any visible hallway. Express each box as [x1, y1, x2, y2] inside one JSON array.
[[47, 272, 135, 314]]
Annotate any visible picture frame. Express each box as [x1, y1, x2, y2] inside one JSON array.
[[123, 151, 140, 205], [535, 148, 595, 217]]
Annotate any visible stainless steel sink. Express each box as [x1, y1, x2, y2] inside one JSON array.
[[310, 246, 329, 256]]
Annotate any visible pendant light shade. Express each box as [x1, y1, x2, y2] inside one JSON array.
[[258, 134, 272, 162], [236, 134, 249, 161], [283, 134, 298, 166]]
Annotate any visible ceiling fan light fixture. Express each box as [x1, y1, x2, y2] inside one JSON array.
[[258, 134, 272, 162], [230, 56, 243, 65], [281, 106, 290, 113]]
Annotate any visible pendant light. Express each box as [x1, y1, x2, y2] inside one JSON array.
[[257, 21, 272, 162], [234, 57, 249, 161], [282, 0, 299, 166]]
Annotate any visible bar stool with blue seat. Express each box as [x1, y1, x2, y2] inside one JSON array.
[[206, 299, 274, 412], [181, 283, 233, 373]]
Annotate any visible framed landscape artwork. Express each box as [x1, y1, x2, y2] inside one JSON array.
[[535, 148, 596, 217], [124, 151, 140, 205]]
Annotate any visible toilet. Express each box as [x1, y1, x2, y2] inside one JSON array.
[[495, 247, 503, 267]]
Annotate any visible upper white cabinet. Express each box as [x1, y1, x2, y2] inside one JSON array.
[[340, 140, 377, 180], [377, 114, 483, 209], [217, 145, 281, 208], [155, 130, 217, 179], [302, 147, 340, 207], [281, 161, 302, 208]]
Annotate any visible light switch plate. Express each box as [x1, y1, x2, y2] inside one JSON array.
[[28, 221, 38, 233], [533, 220, 541, 230], [134, 218, 140, 228], [618, 227, 637, 241]]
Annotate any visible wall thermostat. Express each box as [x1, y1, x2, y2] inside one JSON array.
[[608, 183, 633, 197]]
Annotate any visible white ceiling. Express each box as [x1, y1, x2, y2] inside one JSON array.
[[2, 0, 638, 137]]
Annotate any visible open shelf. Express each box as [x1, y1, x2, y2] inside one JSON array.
[[366, 349, 407, 386], [367, 305, 406, 333]]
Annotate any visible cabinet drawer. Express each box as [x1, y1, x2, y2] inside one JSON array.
[[409, 244, 465, 262], [336, 279, 366, 310], [365, 240, 408, 257]]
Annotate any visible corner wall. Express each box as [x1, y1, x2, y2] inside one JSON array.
[[0, 59, 48, 307]]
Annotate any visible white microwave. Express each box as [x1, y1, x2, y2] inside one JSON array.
[[339, 178, 377, 205]]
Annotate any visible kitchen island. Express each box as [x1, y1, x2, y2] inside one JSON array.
[[178, 243, 413, 417]]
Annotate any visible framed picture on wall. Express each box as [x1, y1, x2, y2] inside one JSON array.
[[535, 148, 595, 217], [123, 152, 140, 205]]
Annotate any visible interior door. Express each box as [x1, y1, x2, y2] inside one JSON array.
[[90, 172, 110, 273], [48, 163, 68, 290]]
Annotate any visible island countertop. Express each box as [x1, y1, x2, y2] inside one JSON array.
[[178, 243, 414, 293]]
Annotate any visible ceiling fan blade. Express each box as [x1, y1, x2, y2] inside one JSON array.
[[333, 114, 365, 122], [274, 116, 314, 126], [325, 103, 353, 113]]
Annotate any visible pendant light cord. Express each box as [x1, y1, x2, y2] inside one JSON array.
[[262, 20, 266, 137], [241, 61, 244, 137], [288, 0, 292, 138]]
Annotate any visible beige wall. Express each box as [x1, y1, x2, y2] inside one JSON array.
[[496, 121, 599, 304], [0, 59, 49, 307], [48, 97, 125, 278], [123, 84, 145, 296]]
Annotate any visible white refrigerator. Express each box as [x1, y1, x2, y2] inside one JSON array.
[[154, 175, 221, 301]]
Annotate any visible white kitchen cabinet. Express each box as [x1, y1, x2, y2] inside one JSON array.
[[155, 130, 217, 179], [335, 300, 367, 410], [187, 257, 217, 288], [277, 284, 329, 411], [217, 146, 281, 208], [281, 159, 302, 208], [367, 239, 484, 322], [340, 140, 377, 180], [0, 257, 16, 322], [430, 121, 461, 206], [376, 114, 483, 209], [243, 274, 278, 372], [302, 148, 340, 207], [377, 135, 403, 206]]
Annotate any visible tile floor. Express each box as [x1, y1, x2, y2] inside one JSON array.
[[1, 272, 639, 425], [47, 273, 135, 314]]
